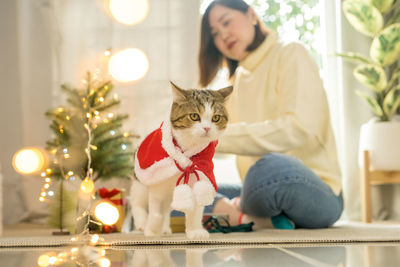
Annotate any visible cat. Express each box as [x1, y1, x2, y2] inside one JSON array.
[[130, 81, 232, 239]]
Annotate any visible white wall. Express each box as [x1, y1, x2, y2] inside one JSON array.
[[0, 0, 201, 224]]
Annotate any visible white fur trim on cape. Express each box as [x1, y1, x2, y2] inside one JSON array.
[[161, 120, 192, 169], [171, 184, 195, 212], [135, 118, 215, 188], [193, 180, 216, 206], [134, 153, 180, 186]]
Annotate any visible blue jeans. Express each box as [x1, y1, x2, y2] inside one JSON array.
[[205, 153, 343, 228]]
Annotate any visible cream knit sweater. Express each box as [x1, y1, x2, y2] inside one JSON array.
[[217, 32, 342, 195]]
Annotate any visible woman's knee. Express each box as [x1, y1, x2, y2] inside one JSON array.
[[243, 153, 310, 193], [288, 190, 344, 229]]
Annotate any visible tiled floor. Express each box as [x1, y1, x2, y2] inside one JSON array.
[[2, 222, 400, 266], [1, 243, 400, 266]]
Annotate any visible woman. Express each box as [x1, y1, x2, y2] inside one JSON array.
[[199, 0, 343, 229]]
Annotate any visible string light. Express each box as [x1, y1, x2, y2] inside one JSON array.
[[90, 234, 100, 245], [37, 254, 51, 267], [104, 49, 111, 57], [81, 177, 95, 194], [37, 247, 111, 266], [99, 257, 111, 267]]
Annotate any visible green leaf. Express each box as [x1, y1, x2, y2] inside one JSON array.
[[361, 0, 394, 13], [353, 64, 387, 91], [356, 90, 384, 117], [335, 52, 372, 64], [383, 88, 400, 117], [343, 0, 383, 37], [370, 23, 400, 66]]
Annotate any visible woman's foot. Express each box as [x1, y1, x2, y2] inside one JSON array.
[[213, 197, 295, 230]]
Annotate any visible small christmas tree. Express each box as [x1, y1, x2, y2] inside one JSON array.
[[43, 72, 135, 233]]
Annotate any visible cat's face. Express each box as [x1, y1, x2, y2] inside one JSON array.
[[170, 82, 233, 142]]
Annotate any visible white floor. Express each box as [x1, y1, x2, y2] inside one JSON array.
[[1, 243, 400, 266]]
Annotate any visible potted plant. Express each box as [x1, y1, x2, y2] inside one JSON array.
[[339, 0, 400, 170]]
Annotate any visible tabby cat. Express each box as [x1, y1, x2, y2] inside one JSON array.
[[130, 82, 232, 239]]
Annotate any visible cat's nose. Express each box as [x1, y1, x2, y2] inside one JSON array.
[[203, 127, 211, 133]]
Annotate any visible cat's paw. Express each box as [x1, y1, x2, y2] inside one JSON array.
[[193, 180, 215, 206], [186, 228, 210, 239], [162, 226, 172, 235], [144, 228, 159, 236], [134, 218, 147, 232], [135, 224, 145, 232]]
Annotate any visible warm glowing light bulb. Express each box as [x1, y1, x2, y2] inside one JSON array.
[[48, 256, 57, 265], [91, 234, 100, 245], [13, 148, 45, 174], [37, 254, 50, 267], [94, 201, 120, 225], [109, 0, 149, 25], [108, 48, 149, 82], [80, 178, 95, 194], [99, 257, 111, 267]]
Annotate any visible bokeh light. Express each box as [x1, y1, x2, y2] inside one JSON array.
[[109, 0, 149, 25], [37, 254, 51, 267], [12, 148, 45, 174], [108, 48, 149, 82], [94, 201, 120, 226], [80, 178, 95, 194]]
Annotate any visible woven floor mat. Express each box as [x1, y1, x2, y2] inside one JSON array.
[[1, 222, 399, 248]]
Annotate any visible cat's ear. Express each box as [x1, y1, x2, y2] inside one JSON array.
[[170, 81, 186, 102], [217, 85, 233, 100]]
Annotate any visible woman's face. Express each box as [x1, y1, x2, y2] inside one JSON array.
[[208, 4, 256, 61]]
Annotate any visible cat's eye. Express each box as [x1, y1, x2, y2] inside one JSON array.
[[189, 113, 200, 121], [212, 115, 221, 122]]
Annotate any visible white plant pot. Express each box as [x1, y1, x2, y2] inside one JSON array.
[[358, 120, 400, 171]]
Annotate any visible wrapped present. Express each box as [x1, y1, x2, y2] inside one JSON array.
[[170, 216, 185, 233], [97, 187, 127, 233]]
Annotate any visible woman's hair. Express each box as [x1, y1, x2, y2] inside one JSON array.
[[198, 0, 267, 87]]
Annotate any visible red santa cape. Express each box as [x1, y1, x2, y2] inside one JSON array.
[[134, 120, 218, 191]]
